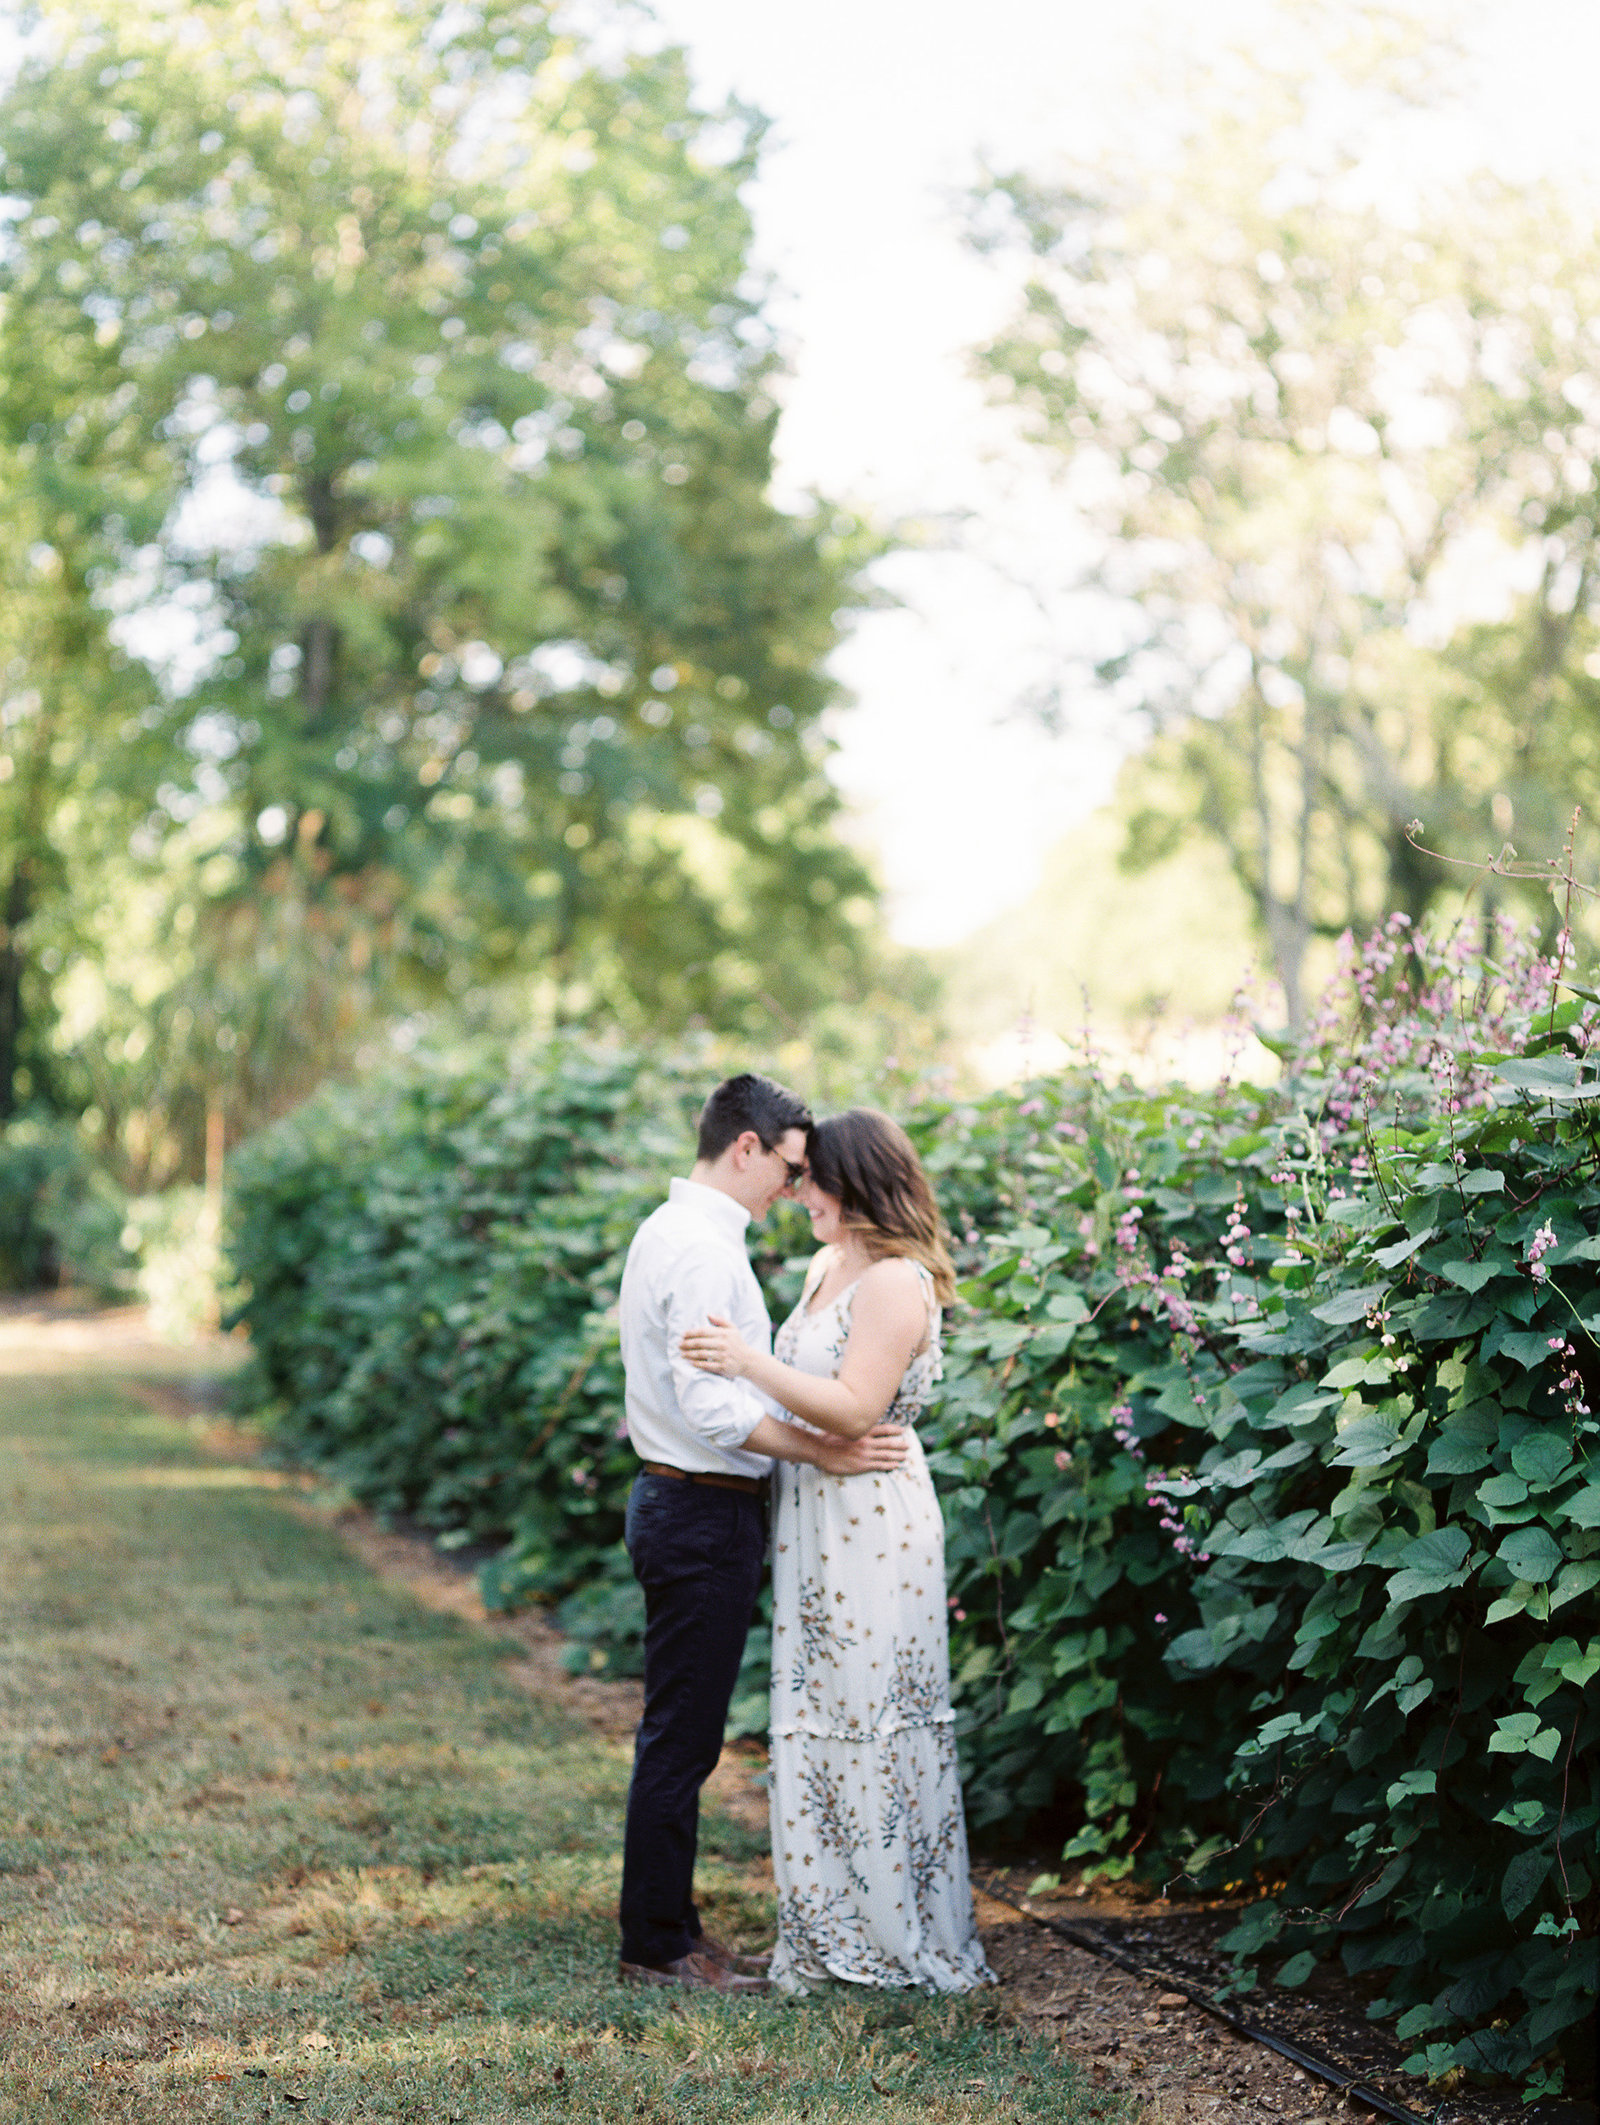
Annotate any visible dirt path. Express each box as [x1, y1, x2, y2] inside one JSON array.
[[7, 1296, 1546, 2125]]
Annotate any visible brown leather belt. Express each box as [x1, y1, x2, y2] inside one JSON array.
[[642, 1460, 767, 1497]]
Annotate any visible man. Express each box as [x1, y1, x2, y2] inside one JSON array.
[[616, 1071, 908, 1991]]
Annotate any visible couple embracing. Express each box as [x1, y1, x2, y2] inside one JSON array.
[[616, 1071, 992, 1997]]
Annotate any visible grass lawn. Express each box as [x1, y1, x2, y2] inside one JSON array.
[[1, 1361, 1111, 2125]]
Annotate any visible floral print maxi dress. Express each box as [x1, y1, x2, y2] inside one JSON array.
[[767, 1261, 993, 1995]]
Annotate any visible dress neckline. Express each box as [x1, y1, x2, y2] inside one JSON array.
[[803, 1273, 862, 1320]]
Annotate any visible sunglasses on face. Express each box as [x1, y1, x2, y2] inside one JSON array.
[[764, 1145, 808, 1186]]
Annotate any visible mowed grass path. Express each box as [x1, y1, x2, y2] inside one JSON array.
[[1, 1361, 1106, 2125]]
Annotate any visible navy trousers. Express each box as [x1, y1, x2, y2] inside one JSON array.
[[618, 1469, 766, 1969]]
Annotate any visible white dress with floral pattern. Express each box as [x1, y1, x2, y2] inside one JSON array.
[[767, 1257, 993, 1995]]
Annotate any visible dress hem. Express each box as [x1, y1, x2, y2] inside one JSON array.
[[771, 1947, 996, 1999]]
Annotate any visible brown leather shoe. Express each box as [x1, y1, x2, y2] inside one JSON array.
[[695, 1931, 772, 1977], [618, 1949, 768, 1993]]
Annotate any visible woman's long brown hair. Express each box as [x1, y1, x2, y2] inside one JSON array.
[[806, 1108, 957, 1305]]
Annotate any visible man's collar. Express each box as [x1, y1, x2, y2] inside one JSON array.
[[668, 1174, 752, 1238]]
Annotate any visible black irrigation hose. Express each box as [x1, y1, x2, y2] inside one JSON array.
[[979, 1878, 1435, 2125]]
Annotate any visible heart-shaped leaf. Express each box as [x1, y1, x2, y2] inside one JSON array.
[[1497, 1525, 1565, 1584], [1511, 1433, 1573, 1487], [1311, 1285, 1385, 1325], [1501, 1849, 1551, 1920]]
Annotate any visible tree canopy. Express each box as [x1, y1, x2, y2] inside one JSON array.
[[0, 0, 893, 1177], [971, 37, 1600, 1025]]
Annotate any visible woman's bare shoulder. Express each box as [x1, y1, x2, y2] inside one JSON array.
[[855, 1255, 929, 1308]]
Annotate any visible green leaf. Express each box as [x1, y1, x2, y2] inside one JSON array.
[[1559, 1483, 1600, 1527], [1386, 1769, 1437, 1804], [1395, 2005, 1445, 2040], [1511, 1433, 1573, 1486], [1165, 1626, 1222, 1674], [1322, 1357, 1392, 1389], [1273, 1950, 1316, 1987], [1228, 1525, 1291, 1562], [1330, 1414, 1403, 1467], [1384, 1526, 1471, 1603], [1544, 1637, 1600, 1687], [1395, 1526, 1470, 1575], [1526, 1993, 1596, 2049], [1203, 1448, 1263, 1489], [1311, 1285, 1385, 1325], [1551, 1559, 1600, 1609], [1425, 1402, 1497, 1475], [1487, 1711, 1545, 1752], [1480, 1473, 1531, 1508], [1045, 1290, 1090, 1324], [1219, 1903, 1283, 1954], [1374, 1230, 1432, 1269], [1460, 1168, 1507, 1194], [1500, 1331, 1565, 1370], [1487, 1582, 1543, 1626], [1501, 1849, 1551, 1920], [1494, 1056, 1580, 1091], [1497, 1525, 1565, 1583], [1436, 1256, 1501, 1292]]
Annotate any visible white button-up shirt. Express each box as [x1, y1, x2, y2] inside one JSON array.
[[618, 1177, 774, 1478]]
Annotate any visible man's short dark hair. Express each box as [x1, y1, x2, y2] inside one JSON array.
[[697, 1072, 813, 1162]]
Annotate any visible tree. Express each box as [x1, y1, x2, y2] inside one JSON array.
[[971, 43, 1600, 1025], [0, 0, 888, 1163]]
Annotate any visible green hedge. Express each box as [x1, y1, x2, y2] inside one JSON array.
[[227, 1047, 704, 1594], [228, 931, 1597, 2098], [0, 1116, 130, 1294]]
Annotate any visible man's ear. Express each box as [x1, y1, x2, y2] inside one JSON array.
[[732, 1129, 763, 1168]]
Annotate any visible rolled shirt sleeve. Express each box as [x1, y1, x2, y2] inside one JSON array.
[[663, 1258, 769, 1454]]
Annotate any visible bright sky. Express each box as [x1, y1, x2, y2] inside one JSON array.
[[640, 0, 1600, 947]]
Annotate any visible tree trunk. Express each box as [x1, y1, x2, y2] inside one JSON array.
[[300, 470, 341, 728], [0, 852, 29, 1120], [300, 617, 337, 725], [1259, 891, 1309, 1036], [202, 1096, 225, 1237]]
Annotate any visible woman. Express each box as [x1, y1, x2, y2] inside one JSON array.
[[679, 1108, 992, 1996]]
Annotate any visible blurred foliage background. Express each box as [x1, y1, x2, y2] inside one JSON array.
[[4, 1, 1600, 1296], [0, 0, 929, 1244], [960, 16, 1600, 1038]]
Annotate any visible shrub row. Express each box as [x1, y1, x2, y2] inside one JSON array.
[[228, 926, 1596, 2098], [0, 1116, 130, 1294]]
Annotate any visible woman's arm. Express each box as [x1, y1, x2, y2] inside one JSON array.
[[744, 1411, 910, 1475], [680, 1259, 930, 1440]]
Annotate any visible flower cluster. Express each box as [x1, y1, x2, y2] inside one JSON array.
[[1297, 911, 1598, 1153], [1526, 1221, 1557, 1282], [1548, 1335, 1591, 1418], [1109, 1400, 1142, 1461], [1142, 1466, 1210, 1560]]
